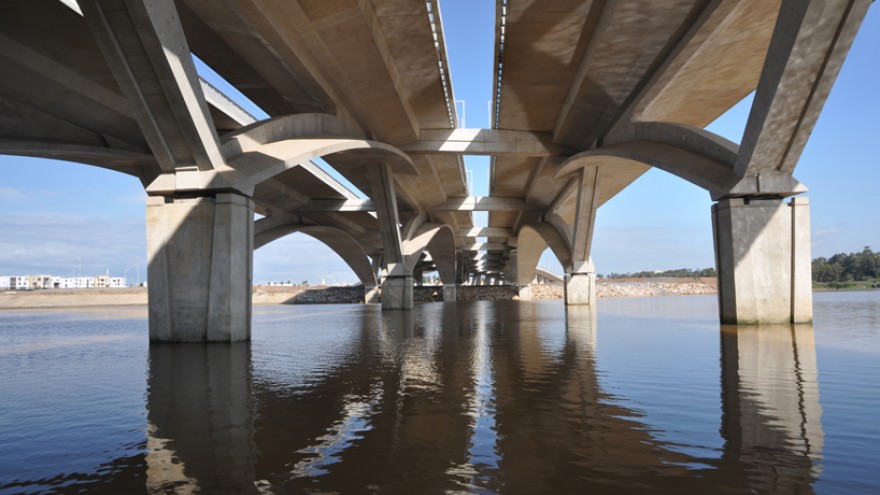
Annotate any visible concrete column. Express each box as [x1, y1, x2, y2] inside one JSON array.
[[442, 284, 457, 302], [367, 163, 413, 310], [564, 272, 597, 306], [455, 251, 466, 285], [517, 285, 533, 301], [712, 197, 812, 324], [382, 275, 413, 310], [147, 193, 254, 342], [365, 285, 380, 304]]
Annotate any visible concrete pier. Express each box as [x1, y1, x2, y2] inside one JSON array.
[[381, 275, 414, 310], [564, 272, 597, 306], [442, 284, 457, 302], [1, 0, 870, 338], [147, 193, 254, 342], [712, 197, 812, 324]]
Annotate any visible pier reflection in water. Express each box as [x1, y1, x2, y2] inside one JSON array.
[[143, 301, 823, 494]]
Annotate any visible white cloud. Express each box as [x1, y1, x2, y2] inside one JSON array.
[[0, 187, 24, 200], [0, 212, 145, 277]]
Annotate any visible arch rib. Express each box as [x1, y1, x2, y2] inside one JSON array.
[[402, 222, 457, 285], [254, 220, 378, 289], [515, 222, 573, 286], [557, 122, 805, 199]]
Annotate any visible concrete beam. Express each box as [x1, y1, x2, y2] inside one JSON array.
[[402, 128, 574, 156], [737, 0, 872, 177], [461, 242, 508, 252], [80, 0, 225, 173], [199, 77, 257, 127], [458, 227, 513, 238], [570, 167, 601, 273], [432, 197, 537, 212], [296, 199, 376, 213]]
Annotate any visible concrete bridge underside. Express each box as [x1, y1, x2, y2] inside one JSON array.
[[0, 0, 871, 340]]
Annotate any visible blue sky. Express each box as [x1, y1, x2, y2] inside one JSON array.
[[0, 2, 877, 283]]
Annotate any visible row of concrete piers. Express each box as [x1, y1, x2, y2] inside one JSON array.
[[146, 190, 812, 342], [0, 0, 862, 343]]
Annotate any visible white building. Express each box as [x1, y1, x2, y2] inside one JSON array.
[[0, 274, 127, 289], [0, 276, 31, 290], [28, 275, 53, 290], [95, 275, 127, 288]]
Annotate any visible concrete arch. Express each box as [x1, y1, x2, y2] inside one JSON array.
[[0, 141, 159, 185], [555, 122, 742, 197], [254, 222, 378, 289], [402, 222, 457, 285], [224, 138, 417, 193], [221, 113, 367, 155], [515, 222, 572, 286]]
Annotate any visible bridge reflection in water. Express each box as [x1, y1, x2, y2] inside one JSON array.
[[145, 302, 822, 494]]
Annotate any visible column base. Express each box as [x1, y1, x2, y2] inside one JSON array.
[[381, 275, 413, 310], [147, 193, 254, 342], [713, 197, 812, 324], [442, 284, 457, 302], [517, 285, 533, 301], [365, 285, 380, 304], [564, 272, 596, 306]]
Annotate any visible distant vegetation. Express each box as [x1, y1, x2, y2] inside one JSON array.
[[812, 246, 880, 289], [601, 267, 716, 279], [596, 247, 879, 289]]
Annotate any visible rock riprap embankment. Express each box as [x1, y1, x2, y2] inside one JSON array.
[[0, 279, 718, 309]]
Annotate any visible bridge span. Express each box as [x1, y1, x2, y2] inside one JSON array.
[[0, 0, 872, 341]]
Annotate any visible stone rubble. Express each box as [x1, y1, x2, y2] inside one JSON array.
[[0, 279, 718, 309]]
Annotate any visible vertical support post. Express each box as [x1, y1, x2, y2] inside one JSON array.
[[712, 197, 812, 324], [146, 193, 254, 342], [365, 285, 380, 304], [442, 284, 457, 302], [790, 197, 813, 323], [368, 163, 412, 310], [564, 264, 597, 306], [566, 167, 600, 306]]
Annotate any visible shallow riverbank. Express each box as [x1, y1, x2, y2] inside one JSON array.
[[0, 278, 721, 309]]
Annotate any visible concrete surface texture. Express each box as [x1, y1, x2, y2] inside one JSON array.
[[146, 193, 254, 342], [713, 197, 812, 324], [0, 0, 871, 338]]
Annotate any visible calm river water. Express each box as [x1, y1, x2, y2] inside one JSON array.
[[0, 292, 878, 494]]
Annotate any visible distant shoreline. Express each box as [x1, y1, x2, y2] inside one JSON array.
[[0, 279, 708, 310], [1, 278, 869, 310]]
